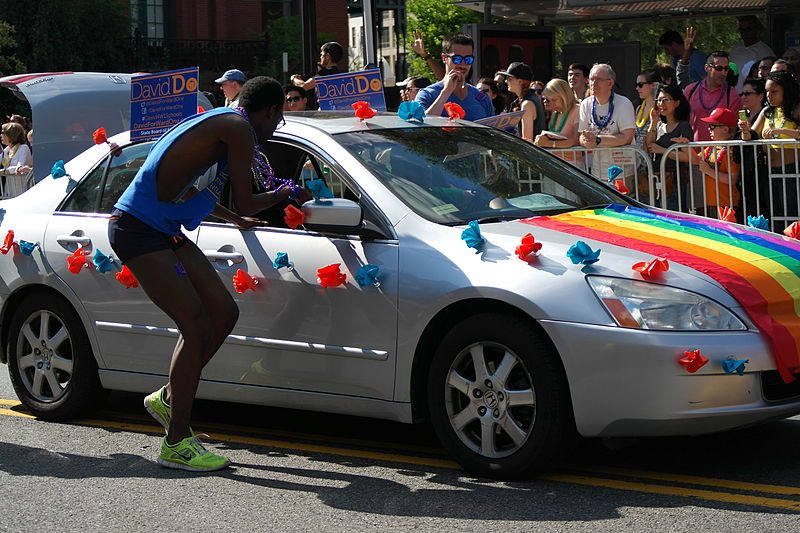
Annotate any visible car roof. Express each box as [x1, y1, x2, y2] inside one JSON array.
[[283, 111, 487, 136], [0, 72, 213, 180]]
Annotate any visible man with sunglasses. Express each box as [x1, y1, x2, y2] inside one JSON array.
[[684, 51, 741, 141], [414, 32, 494, 121], [283, 85, 308, 112]]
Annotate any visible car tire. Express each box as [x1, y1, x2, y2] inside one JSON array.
[[7, 295, 104, 419], [428, 312, 575, 480]]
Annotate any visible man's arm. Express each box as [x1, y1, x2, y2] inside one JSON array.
[[411, 30, 445, 81]]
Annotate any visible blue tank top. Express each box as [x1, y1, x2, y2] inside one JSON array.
[[115, 107, 239, 235]]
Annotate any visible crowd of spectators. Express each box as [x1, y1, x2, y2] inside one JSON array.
[[0, 113, 33, 198]]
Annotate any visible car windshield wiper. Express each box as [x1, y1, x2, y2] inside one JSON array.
[[474, 215, 526, 224]]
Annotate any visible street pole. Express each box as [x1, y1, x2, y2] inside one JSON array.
[[484, 0, 492, 24], [299, 0, 317, 76], [363, 0, 376, 68]]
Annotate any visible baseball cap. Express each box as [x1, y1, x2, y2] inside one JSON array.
[[497, 62, 533, 80], [215, 69, 246, 84], [700, 107, 738, 128], [396, 76, 431, 89]]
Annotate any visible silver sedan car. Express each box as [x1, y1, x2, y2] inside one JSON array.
[[1, 73, 800, 480]]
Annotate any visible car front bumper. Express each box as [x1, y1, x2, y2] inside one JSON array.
[[539, 320, 800, 437]]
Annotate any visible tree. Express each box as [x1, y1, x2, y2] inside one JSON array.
[[0, 20, 27, 118], [405, 0, 482, 80]]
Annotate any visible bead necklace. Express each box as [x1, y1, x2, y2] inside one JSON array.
[[703, 145, 728, 166], [591, 92, 615, 130], [635, 101, 651, 128], [235, 107, 300, 199], [548, 110, 568, 133], [697, 82, 726, 111]]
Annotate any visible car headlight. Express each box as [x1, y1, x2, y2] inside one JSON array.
[[587, 276, 747, 331]]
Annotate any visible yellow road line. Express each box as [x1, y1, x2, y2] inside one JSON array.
[[541, 474, 800, 511], [71, 418, 461, 470], [0, 399, 21, 406], [0, 407, 34, 418], [574, 466, 800, 496]]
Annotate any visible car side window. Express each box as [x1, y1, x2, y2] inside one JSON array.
[[98, 142, 153, 213], [59, 156, 110, 213]]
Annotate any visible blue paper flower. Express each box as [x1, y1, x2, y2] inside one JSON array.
[[567, 241, 601, 265], [747, 215, 769, 230], [18, 240, 37, 256], [273, 252, 292, 270], [722, 359, 748, 375], [461, 220, 485, 252], [306, 178, 334, 202], [51, 160, 67, 179], [92, 249, 114, 273], [355, 263, 381, 287], [398, 101, 425, 122], [607, 165, 624, 183]]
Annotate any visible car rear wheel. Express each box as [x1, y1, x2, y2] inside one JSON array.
[[7, 295, 103, 419], [428, 313, 575, 479]]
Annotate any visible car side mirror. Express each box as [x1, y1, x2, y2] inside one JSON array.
[[301, 198, 362, 227]]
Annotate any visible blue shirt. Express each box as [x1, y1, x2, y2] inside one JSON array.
[[672, 49, 707, 83], [115, 107, 237, 235], [415, 81, 494, 121]]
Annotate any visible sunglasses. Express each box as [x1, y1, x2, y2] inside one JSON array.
[[706, 64, 730, 72], [740, 91, 759, 96], [655, 98, 674, 103], [445, 54, 474, 65], [533, 88, 543, 94], [285, 96, 302, 103], [479, 88, 490, 93], [708, 124, 731, 130], [634, 82, 651, 88]]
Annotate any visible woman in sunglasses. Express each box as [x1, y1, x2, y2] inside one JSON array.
[[739, 79, 766, 125], [477, 77, 506, 116], [633, 69, 661, 152]]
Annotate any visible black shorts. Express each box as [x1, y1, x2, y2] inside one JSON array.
[[108, 209, 189, 264]]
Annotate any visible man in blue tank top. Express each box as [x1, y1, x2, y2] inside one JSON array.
[[108, 77, 293, 471]]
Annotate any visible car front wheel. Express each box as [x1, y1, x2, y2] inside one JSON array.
[[7, 294, 103, 419], [428, 313, 575, 479]]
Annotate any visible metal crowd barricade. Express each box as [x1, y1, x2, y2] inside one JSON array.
[[658, 138, 800, 232], [542, 145, 656, 205]]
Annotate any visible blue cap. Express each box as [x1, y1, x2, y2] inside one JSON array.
[[215, 69, 246, 84]]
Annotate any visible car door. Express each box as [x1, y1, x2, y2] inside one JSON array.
[[195, 140, 400, 400], [41, 141, 198, 374]]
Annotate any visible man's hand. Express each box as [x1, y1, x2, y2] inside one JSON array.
[[442, 69, 463, 95], [411, 30, 427, 57], [684, 27, 696, 50], [234, 216, 265, 229], [579, 129, 597, 148]]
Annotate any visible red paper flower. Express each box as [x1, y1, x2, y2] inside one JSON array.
[[784, 221, 800, 240], [233, 269, 259, 293], [0, 230, 15, 255], [317, 263, 347, 288], [116, 265, 139, 288], [66, 248, 87, 274], [352, 101, 377, 121], [284, 205, 305, 229], [678, 349, 709, 373], [92, 127, 108, 145], [632, 257, 669, 278], [717, 206, 736, 222], [515, 233, 542, 260], [612, 179, 630, 195], [443, 102, 465, 120]]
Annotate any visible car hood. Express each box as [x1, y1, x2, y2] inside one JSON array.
[[0, 72, 213, 181]]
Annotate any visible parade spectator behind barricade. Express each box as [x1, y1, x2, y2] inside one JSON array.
[[684, 108, 741, 217], [500, 62, 545, 141], [633, 69, 661, 152], [215, 69, 246, 108], [741, 70, 800, 225], [397, 75, 431, 103], [770, 59, 794, 76], [730, 15, 775, 92], [534, 78, 581, 162], [683, 50, 741, 142], [14, 129, 34, 177], [493, 72, 514, 111], [568, 63, 589, 103], [414, 33, 494, 121], [727, 62, 740, 89], [578, 63, 637, 182], [644, 84, 693, 210], [782, 48, 800, 76], [659, 29, 706, 84], [477, 77, 506, 115], [411, 29, 444, 82], [283, 85, 308, 112], [758, 56, 777, 79], [654, 63, 677, 87], [530, 81, 545, 96], [0, 122, 33, 197], [740, 78, 766, 125], [291, 41, 344, 93]]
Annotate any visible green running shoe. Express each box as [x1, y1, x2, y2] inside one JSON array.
[[158, 435, 231, 472], [144, 386, 170, 432]]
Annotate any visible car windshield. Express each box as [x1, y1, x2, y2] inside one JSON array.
[[334, 126, 630, 225]]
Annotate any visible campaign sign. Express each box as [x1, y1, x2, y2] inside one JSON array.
[[316, 69, 387, 112], [475, 110, 525, 130], [130, 67, 199, 140]]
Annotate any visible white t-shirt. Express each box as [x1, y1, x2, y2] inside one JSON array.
[[578, 92, 636, 180], [730, 41, 775, 91], [1, 143, 33, 198]]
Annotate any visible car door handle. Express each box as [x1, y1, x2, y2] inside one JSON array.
[[56, 235, 91, 246], [204, 250, 244, 264]]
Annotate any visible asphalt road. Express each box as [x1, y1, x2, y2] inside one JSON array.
[[2, 368, 800, 532]]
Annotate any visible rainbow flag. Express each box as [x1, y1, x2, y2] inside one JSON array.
[[522, 205, 800, 382]]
